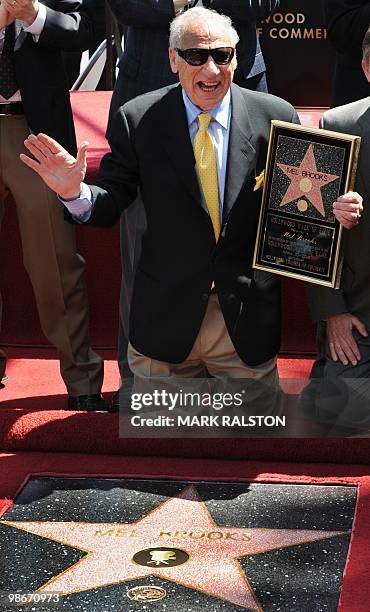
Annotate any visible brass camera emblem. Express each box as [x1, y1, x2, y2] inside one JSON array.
[[132, 547, 190, 568]]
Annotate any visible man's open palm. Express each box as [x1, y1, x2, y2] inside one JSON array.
[[20, 133, 88, 199]]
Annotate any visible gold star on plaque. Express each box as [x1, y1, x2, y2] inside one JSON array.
[[277, 144, 340, 217], [1, 485, 346, 610]]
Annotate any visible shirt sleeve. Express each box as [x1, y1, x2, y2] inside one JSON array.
[[23, 2, 46, 40], [59, 182, 93, 223]]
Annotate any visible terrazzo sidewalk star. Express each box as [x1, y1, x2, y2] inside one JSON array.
[[1, 485, 345, 610], [0, 477, 356, 611]]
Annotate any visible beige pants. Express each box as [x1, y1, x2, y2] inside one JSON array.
[[0, 115, 103, 395], [128, 294, 278, 406]]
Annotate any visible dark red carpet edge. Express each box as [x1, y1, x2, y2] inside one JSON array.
[[1, 409, 370, 463], [0, 452, 369, 612]]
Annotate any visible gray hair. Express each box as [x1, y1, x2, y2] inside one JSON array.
[[169, 7, 239, 49], [363, 26, 370, 62]]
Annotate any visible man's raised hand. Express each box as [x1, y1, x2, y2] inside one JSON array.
[[20, 134, 88, 200], [0, 2, 13, 26], [2, 0, 38, 25]]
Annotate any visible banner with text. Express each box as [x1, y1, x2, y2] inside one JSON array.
[[260, 0, 335, 107]]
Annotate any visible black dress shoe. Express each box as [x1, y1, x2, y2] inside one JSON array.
[[109, 382, 133, 413], [68, 393, 107, 412]]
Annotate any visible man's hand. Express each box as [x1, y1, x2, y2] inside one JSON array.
[[327, 313, 368, 366], [2, 0, 38, 25], [333, 191, 363, 229], [0, 2, 14, 27], [20, 133, 88, 200]]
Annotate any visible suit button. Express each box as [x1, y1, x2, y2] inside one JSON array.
[[201, 293, 209, 301]]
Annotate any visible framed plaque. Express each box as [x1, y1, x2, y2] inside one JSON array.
[[253, 121, 361, 288]]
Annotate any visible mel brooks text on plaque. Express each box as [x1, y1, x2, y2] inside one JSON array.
[[253, 121, 361, 288]]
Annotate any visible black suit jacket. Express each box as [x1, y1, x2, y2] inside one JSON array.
[[324, 0, 370, 106], [88, 84, 298, 366], [307, 98, 370, 329], [13, 0, 92, 154]]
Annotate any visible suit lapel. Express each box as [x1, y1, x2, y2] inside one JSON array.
[[14, 21, 27, 51], [160, 84, 257, 219], [223, 84, 256, 221], [160, 85, 205, 211]]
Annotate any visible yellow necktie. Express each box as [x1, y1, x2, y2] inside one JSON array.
[[193, 113, 220, 241]]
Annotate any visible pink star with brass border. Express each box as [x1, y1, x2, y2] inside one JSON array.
[[1, 485, 346, 610]]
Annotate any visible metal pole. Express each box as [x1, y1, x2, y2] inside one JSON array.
[[105, 1, 114, 90]]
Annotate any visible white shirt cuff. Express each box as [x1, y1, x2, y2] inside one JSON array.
[[59, 183, 93, 222], [23, 2, 46, 39]]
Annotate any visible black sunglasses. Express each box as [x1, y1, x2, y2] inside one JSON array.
[[175, 47, 235, 66]]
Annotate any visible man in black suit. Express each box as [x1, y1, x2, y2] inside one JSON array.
[[0, 0, 105, 409], [107, 0, 280, 408], [324, 0, 370, 106], [21, 7, 362, 398], [303, 26, 370, 432]]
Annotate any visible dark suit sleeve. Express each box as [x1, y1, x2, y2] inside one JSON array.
[[107, 0, 175, 28], [203, 0, 279, 22], [305, 112, 349, 322], [307, 283, 348, 322], [324, 0, 370, 53], [37, 0, 93, 50], [86, 107, 140, 227]]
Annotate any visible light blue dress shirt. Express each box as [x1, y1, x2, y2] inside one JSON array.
[[182, 89, 231, 219]]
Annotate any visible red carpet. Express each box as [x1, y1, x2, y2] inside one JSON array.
[[0, 347, 119, 409], [1, 411, 370, 462], [2, 349, 370, 461], [0, 347, 313, 408], [0, 452, 369, 612]]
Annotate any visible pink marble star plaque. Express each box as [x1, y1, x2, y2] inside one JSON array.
[[1, 485, 345, 610]]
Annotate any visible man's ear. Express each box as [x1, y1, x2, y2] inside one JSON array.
[[169, 48, 179, 74], [362, 58, 370, 82]]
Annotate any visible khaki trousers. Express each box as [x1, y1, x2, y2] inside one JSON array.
[[128, 294, 278, 406], [0, 115, 103, 396]]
